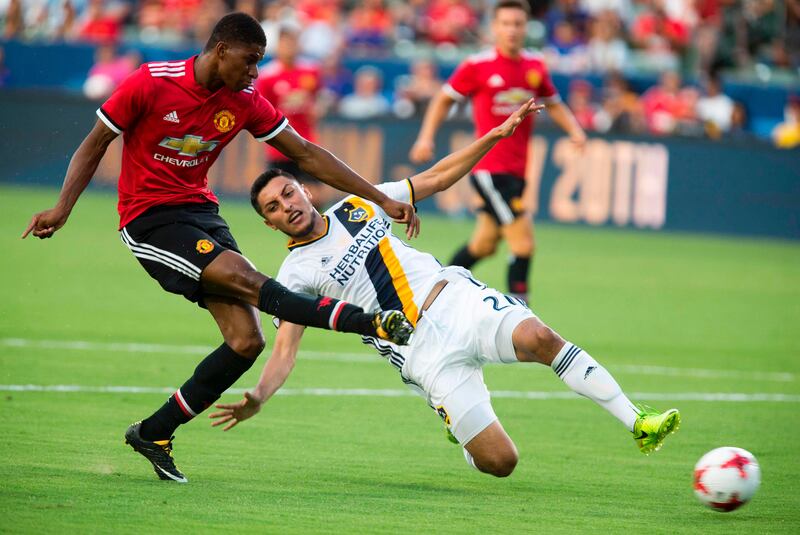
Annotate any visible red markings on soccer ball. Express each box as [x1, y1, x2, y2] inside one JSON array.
[[710, 494, 744, 512], [721, 452, 751, 479], [693, 467, 709, 495]]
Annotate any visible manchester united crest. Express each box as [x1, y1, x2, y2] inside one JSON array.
[[213, 110, 235, 133], [526, 69, 541, 89], [196, 239, 215, 254]]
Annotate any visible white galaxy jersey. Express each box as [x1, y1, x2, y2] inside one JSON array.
[[275, 180, 442, 342]]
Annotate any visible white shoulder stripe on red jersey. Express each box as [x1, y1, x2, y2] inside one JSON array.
[[520, 49, 545, 61], [151, 71, 186, 78], [148, 60, 186, 67], [149, 65, 185, 72], [465, 48, 498, 65]]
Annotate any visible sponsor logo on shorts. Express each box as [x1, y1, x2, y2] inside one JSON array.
[[196, 239, 215, 254], [213, 110, 235, 133]]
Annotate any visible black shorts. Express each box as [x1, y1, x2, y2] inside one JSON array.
[[120, 202, 241, 305], [271, 159, 320, 186], [469, 171, 525, 226]]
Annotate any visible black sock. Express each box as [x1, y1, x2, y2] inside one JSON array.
[[139, 343, 255, 441], [450, 244, 479, 269], [508, 255, 531, 303], [258, 279, 375, 336]]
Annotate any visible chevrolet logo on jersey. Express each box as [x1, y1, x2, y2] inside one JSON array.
[[494, 88, 534, 105], [158, 135, 219, 157]]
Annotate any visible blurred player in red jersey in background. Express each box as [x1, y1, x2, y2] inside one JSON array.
[[410, 0, 586, 304], [256, 24, 332, 208]]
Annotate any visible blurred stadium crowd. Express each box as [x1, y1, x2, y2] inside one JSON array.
[[1, 0, 798, 146]]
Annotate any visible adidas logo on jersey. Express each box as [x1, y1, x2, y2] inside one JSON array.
[[488, 74, 505, 87], [321, 255, 333, 267], [163, 111, 180, 123]]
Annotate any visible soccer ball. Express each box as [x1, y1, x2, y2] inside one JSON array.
[[693, 447, 761, 512]]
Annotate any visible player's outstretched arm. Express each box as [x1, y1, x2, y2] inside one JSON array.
[[546, 101, 587, 149], [408, 90, 457, 164], [409, 98, 543, 201], [21, 120, 118, 239], [209, 321, 305, 431], [269, 126, 419, 239]]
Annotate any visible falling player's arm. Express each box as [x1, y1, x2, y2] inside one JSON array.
[[269, 126, 419, 238], [209, 321, 306, 431], [21, 120, 119, 239], [409, 98, 543, 201], [408, 90, 458, 163]]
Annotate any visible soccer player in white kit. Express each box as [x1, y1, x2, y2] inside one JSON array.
[[210, 99, 680, 477]]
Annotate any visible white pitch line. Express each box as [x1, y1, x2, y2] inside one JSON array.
[[0, 337, 795, 382], [1, 384, 799, 402], [0, 337, 377, 363]]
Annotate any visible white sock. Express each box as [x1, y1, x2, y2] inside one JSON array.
[[463, 448, 480, 472], [552, 342, 639, 431]]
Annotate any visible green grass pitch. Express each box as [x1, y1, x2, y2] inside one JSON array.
[[1, 185, 799, 533]]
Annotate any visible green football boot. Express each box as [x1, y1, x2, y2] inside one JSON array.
[[632, 406, 681, 454]]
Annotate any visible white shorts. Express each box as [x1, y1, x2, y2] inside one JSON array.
[[399, 267, 536, 445]]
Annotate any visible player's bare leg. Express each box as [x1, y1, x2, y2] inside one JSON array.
[[511, 317, 680, 453], [501, 215, 535, 304], [206, 296, 265, 360], [462, 421, 519, 477], [200, 250, 412, 343], [450, 212, 501, 269]]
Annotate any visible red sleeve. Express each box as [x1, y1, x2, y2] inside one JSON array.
[[444, 59, 477, 101], [96, 65, 150, 133], [248, 90, 289, 142], [536, 63, 560, 102]]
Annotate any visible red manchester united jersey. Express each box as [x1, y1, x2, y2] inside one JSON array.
[[444, 48, 560, 178], [256, 59, 321, 162], [97, 56, 288, 229]]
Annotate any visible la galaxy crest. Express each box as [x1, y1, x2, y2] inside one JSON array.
[[346, 206, 369, 223]]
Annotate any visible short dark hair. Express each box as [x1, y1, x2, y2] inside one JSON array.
[[250, 168, 298, 216], [204, 12, 266, 52], [493, 0, 531, 18]]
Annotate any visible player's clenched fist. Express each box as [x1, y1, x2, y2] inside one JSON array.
[[409, 139, 435, 164], [379, 198, 420, 239]]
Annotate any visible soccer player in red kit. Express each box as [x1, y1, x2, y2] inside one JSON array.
[[410, 0, 586, 304], [22, 13, 416, 483], [256, 26, 329, 207]]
